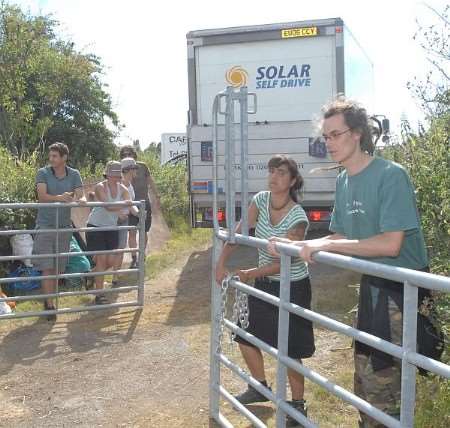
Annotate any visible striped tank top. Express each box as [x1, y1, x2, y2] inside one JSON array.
[[254, 191, 309, 281]]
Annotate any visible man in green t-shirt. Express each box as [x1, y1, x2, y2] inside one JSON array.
[[269, 97, 429, 427]]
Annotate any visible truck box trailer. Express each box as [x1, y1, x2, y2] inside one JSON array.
[[186, 17, 374, 229]]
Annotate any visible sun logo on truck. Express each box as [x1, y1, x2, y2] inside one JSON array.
[[225, 66, 248, 88]]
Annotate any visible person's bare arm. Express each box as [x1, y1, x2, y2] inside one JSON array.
[[287, 222, 307, 241], [267, 231, 345, 257], [36, 183, 73, 203], [74, 187, 87, 204], [129, 205, 139, 216], [297, 231, 405, 263], [119, 185, 134, 219], [215, 201, 258, 283], [237, 221, 308, 282], [236, 262, 281, 283]]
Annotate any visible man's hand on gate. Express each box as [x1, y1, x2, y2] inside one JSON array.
[[57, 192, 74, 203], [297, 239, 331, 264]]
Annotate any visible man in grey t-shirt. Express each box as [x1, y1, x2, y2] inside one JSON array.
[[33, 142, 86, 319]]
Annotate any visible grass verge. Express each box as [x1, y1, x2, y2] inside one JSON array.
[[145, 224, 212, 279]]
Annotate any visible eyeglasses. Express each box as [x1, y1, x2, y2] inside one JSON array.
[[322, 128, 352, 142]]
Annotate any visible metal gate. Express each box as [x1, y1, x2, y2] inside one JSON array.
[[0, 200, 146, 319], [209, 87, 450, 427]]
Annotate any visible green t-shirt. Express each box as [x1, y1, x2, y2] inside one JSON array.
[[254, 191, 309, 281], [329, 157, 428, 269]]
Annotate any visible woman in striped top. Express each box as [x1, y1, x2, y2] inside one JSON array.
[[216, 155, 315, 425]]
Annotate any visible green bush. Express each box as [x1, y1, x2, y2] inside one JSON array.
[[383, 115, 450, 426], [0, 147, 37, 230]]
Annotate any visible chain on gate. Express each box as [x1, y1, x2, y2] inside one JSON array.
[[217, 275, 250, 354]]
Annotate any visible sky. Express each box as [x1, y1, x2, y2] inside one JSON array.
[[14, 0, 449, 148]]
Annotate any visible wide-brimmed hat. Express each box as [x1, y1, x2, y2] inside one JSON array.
[[104, 161, 122, 177], [121, 157, 138, 171]]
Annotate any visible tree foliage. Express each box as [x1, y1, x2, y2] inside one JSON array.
[[0, 3, 119, 166]]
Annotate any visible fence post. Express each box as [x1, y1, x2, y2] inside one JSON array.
[[224, 86, 236, 243], [400, 280, 418, 427], [55, 205, 60, 309], [137, 200, 146, 307], [276, 254, 291, 427], [209, 233, 222, 422], [239, 86, 249, 237]]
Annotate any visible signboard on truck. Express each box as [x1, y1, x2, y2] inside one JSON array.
[[161, 133, 188, 164], [195, 36, 334, 124]]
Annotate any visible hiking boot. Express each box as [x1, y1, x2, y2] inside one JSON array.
[[234, 384, 271, 405], [94, 294, 108, 305], [286, 399, 307, 427], [44, 301, 57, 322]]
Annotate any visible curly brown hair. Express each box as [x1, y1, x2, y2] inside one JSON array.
[[322, 95, 375, 155]]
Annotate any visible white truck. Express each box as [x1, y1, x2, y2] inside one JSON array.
[[186, 17, 375, 229]]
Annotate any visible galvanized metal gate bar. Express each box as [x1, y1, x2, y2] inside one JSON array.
[[0, 200, 147, 320], [209, 87, 450, 427]]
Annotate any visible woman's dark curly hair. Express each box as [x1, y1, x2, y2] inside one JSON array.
[[268, 154, 304, 203]]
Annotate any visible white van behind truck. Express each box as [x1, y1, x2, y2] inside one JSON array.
[[186, 17, 374, 229]]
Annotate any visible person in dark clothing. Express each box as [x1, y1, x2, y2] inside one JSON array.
[[119, 146, 152, 268]]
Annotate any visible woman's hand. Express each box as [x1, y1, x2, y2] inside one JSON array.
[[215, 262, 228, 285], [267, 237, 292, 258], [235, 269, 252, 284]]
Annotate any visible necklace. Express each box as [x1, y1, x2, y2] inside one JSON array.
[[270, 196, 291, 211]]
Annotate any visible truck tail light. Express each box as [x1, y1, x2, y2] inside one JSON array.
[[307, 210, 331, 222]]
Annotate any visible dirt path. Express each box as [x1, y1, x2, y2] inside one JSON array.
[[0, 242, 212, 428], [0, 243, 360, 427]]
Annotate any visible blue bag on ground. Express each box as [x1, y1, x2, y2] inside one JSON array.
[[7, 265, 41, 293]]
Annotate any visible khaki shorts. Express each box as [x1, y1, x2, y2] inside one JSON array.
[[32, 229, 72, 272]]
